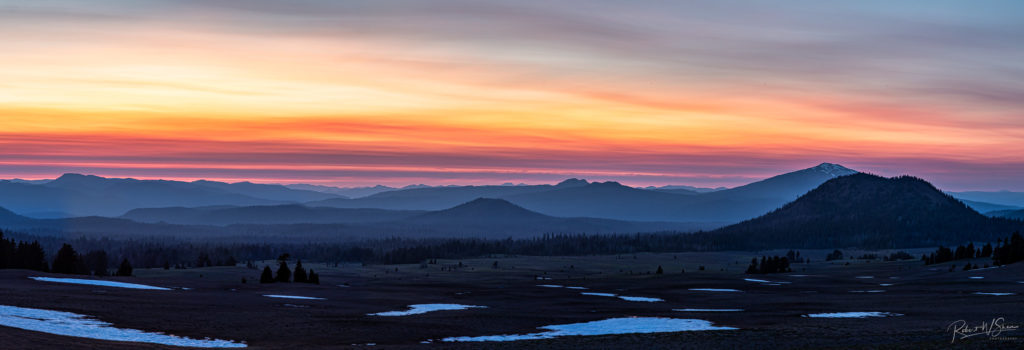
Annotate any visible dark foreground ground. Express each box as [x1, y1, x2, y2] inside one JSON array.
[[1, 249, 1022, 349]]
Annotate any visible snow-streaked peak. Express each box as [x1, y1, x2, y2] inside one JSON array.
[[812, 163, 857, 178]]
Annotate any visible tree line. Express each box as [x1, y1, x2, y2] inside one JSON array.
[[921, 232, 1023, 267], [1, 230, 133, 276], [5, 229, 1024, 271]]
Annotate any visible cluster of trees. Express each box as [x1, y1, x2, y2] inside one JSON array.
[[923, 242, 993, 265], [919, 232, 1023, 267], [260, 257, 319, 284], [825, 250, 844, 261], [785, 250, 806, 263], [51, 244, 133, 276], [745, 256, 791, 274], [0, 230, 48, 271], [2, 231, 135, 276], [992, 232, 1024, 266]]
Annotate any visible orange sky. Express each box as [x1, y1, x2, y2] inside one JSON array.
[[2, 1, 1023, 189]]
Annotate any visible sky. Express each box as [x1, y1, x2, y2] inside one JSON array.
[[2, 0, 1023, 190]]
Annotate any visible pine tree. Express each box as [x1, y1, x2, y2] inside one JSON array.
[[293, 260, 307, 283], [655, 265, 664, 274], [308, 269, 320, 284], [115, 258, 133, 276], [52, 244, 82, 274], [276, 261, 291, 282], [260, 266, 274, 283], [16, 241, 48, 272], [745, 258, 758, 274]]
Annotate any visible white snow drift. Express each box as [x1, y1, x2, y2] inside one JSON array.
[[442, 317, 736, 342], [0, 305, 245, 348], [803, 312, 902, 318], [369, 304, 486, 316], [263, 295, 325, 300], [29, 277, 170, 291]]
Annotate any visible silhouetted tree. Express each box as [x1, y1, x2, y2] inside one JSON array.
[[115, 258, 133, 277], [656, 265, 663, 274], [293, 260, 307, 283], [308, 269, 320, 284], [276, 261, 291, 282], [981, 243, 993, 258], [52, 244, 86, 275], [745, 258, 758, 274], [825, 250, 844, 261], [260, 266, 274, 283]]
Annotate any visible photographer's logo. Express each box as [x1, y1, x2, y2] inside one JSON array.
[[947, 318, 1020, 343]]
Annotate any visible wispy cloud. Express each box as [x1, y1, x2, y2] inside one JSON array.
[[1, 1, 1023, 189]]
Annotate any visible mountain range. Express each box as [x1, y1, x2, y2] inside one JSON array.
[[1, 162, 1018, 231], [0, 198, 708, 240], [306, 163, 861, 223], [2, 164, 1022, 247]]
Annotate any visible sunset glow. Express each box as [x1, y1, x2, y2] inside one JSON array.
[[3, 1, 1024, 189]]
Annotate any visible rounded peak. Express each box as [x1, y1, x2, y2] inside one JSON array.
[[555, 178, 589, 187], [55, 173, 94, 180]]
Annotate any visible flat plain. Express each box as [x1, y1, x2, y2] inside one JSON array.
[[2, 250, 1022, 349]]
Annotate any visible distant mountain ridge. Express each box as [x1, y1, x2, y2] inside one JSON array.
[[0, 174, 344, 217], [10, 163, 1016, 229], [709, 173, 1024, 249], [121, 205, 426, 226], [949, 191, 1024, 208], [309, 163, 862, 224], [0, 198, 711, 240], [987, 209, 1024, 221]]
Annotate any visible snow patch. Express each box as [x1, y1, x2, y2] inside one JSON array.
[[968, 276, 984, 279], [263, 295, 325, 300], [0, 305, 245, 348], [855, 276, 874, 279], [29, 277, 171, 290], [536, 284, 563, 288], [803, 312, 902, 318], [813, 163, 857, 177], [581, 292, 616, 297], [973, 292, 1016, 296], [441, 317, 736, 342], [369, 304, 486, 316], [618, 296, 663, 302]]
